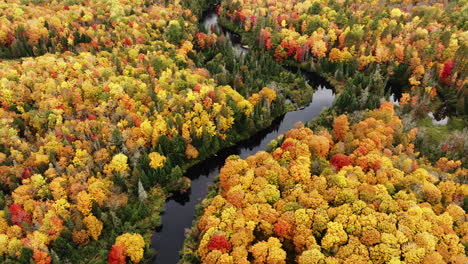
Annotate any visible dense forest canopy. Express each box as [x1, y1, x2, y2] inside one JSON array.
[[185, 103, 467, 263], [0, 0, 466, 263]]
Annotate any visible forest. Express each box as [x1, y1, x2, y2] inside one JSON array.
[[0, 0, 466, 263]]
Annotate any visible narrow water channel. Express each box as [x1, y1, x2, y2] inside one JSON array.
[[151, 10, 336, 264]]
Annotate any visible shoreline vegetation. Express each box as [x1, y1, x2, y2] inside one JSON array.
[[0, 0, 465, 263], [194, 0, 467, 164]]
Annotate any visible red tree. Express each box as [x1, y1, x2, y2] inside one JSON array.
[[9, 203, 32, 226], [207, 235, 232, 253], [281, 141, 294, 151], [440, 60, 454, 83], [274, 219, 291, 237], [108, 244, 126, 264], [330, 154, 352, 170]]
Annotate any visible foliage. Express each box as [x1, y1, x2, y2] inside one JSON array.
[[191, 103, 467, 263], [216, 0, 467, 116]]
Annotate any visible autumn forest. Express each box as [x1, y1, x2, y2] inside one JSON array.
[[0, 0, 466, 263]]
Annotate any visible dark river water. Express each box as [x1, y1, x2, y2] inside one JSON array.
[[151, 10, 335, 264]]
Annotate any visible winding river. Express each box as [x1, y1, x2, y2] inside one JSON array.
[[151, 10, 335, 264]]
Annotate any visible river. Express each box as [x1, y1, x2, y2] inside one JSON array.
[[150, 9, 335, 264]]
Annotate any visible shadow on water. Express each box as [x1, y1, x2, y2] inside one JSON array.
[[151, 9, 335, 264], [387, 76, 449, 122], [282, 65, 335, 93]]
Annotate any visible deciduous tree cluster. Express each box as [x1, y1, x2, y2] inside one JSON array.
[[217, 0, 467, 115], [195, 103, 467, 264]]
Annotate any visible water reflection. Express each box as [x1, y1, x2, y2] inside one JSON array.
[[203, 9, 249, 56]]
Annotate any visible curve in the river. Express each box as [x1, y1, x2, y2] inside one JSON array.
[[202, 8, 248, 56], [151, 9, 335, 264]]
